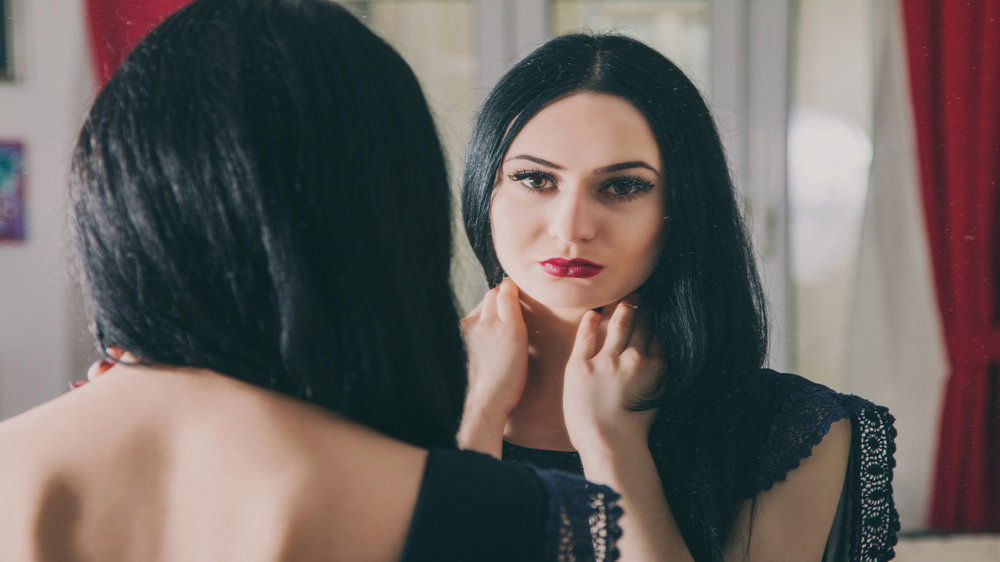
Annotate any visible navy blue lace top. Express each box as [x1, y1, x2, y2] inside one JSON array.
[[401, 447, 622, 561], [503, 370, 899, 561]]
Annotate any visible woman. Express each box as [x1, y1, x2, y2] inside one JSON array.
[[0, 3, 625, 560], [459, 34, 899, 561]]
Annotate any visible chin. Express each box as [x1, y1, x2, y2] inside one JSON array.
[[522, 282, 620, 312]]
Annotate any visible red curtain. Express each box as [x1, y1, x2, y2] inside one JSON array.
[[85, 0, 194, 87], [904, 1, 1000, 530]]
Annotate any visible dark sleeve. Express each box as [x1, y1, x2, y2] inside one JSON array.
[[844, 401, 899, 561], [756, 371, 899, 561], [401, 447, 546, 561], [531, 468, 622, 562], [754, 371, 853, 492], [401, 447, 622, 562]]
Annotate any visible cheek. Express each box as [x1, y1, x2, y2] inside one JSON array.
[[489, 190, 536, 268], [619, 212, 666, 277]]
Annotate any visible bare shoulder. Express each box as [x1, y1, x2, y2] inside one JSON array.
[[208, 375, 432, 561], [0, 369, 432, 561], [278, 417, 429, 561], [0, 389, 104, 559], [729, 418, 851, 560], [0, 385, 93, 477], [165, 371, 432, 560]]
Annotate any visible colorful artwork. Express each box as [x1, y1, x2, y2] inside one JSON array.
[[0, 142, 25, 241]]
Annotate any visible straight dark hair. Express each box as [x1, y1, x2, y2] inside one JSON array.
[[71, 0, 467, 449], [462, 34, 769, 560]]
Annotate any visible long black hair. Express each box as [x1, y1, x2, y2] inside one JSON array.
[[462, 34, 769, 560], [70, 0, 467, 449]]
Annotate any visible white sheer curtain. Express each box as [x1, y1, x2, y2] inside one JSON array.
[[843, 0, 947, 531]]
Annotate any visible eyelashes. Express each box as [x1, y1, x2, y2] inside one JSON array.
[[603, 176, 656, 201], [508, 169, 555, 191], [506, 168, 655, 202]]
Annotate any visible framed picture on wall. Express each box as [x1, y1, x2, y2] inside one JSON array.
[[0, 142, 26, 241], [0, 0, 12, 80]]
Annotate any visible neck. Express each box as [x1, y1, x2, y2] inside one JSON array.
[[504, 292, 589, 452]]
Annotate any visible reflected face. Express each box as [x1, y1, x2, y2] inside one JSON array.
[[490, 92, 667, 310]]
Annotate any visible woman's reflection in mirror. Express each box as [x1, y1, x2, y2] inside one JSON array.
[[458, 34, 899, 561]]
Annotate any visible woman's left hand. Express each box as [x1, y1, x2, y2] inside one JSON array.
[[562, 298, 663, 455], [564, 301, 691, 561]]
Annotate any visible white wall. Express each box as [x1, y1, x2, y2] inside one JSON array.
[[0, 0, 94, 420]]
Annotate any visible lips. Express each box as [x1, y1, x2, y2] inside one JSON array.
[[539, 258, 604, 279]]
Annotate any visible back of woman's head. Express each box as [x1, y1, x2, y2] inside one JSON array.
[[462, 33, 768, 559], [71, 0, 466, 448]]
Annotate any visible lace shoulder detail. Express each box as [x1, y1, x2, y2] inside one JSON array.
[[755, 370, 899, 561], [755, 371, 849, 491], [531, 468, 623, 562], [850, 402, 899, 561]]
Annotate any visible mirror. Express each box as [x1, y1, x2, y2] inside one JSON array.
[[0, 0, 989, 558]]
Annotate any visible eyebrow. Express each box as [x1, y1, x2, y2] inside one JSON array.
[[597, 161, 660, 176], [505, 154, 564, 169], [504, 154, 660, 176]]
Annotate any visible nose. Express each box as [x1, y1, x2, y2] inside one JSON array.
[[547, 188, 596, 244]]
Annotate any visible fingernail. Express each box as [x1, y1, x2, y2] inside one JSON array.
[[68, 380, 87, 390]]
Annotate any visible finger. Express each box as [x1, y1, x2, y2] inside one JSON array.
[[594, 302, 616, 348], [603, 301, 637, 355], [464, 298, 484, 321], [599, 302, 616, 323], [628, 311, 652, 355], [481, 286, 499, 320], [570, 310, 602, 362], [119, 351, 139, 363], [87, 359, 115, 381], [495, 278, 523, 324], [86, 361, 100, 381]]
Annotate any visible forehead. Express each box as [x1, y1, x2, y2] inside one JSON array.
[[506, 92, 661, 170]]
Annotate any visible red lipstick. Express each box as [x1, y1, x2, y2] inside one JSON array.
[[539, 258, 604, 279]]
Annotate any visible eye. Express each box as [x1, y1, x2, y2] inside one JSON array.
[[607, 181, 635, 196], [507, 170, 555, 192], [602, 176, 655, 201], [524, 175, 550, 189]]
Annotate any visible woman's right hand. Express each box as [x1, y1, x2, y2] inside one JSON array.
[[456, 277, 529, 457]]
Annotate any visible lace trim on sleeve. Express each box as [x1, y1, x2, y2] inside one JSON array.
[[755, 372, 899, 560], [532, 468, 623, 562], [756, 381, 849, 492], [850, 403, 900, 562]]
